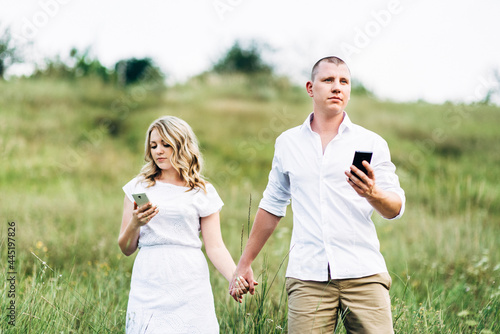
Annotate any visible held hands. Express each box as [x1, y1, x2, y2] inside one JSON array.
[[133, 202, 159, 226], [345, 160, 376, 198], [229, 268, 258, 303]]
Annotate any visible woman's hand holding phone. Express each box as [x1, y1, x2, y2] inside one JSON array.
[[132, 193, 158, 226]]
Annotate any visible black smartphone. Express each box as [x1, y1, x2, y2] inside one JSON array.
[[351, 151, 373, 180]]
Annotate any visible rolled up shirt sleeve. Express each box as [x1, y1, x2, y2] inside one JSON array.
[[259, 140, 291, 217], [372, 140, 406, 220]]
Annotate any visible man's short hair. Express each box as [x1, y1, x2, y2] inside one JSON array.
[[311, 56, 350, 81]]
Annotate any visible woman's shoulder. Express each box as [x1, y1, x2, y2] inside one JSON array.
[[190, 182, 219, 198], [123, 176, 149, 191], [192, 182, 224, 215], [202, 182, 220, 193], [124, 175, 141, 186]]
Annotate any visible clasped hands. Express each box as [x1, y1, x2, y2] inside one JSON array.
[[228, 273, 258, 303]]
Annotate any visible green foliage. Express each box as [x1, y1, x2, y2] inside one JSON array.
[[32, 48, 165, 89], [70, 48, 111, 82], [114, 57, 165, 86], [33, 47, 110, 82], [480, 69, 500, 105], [351, 78, 373, 96], [0, 23, 23, 79], [212, 41, 272, 75], [1, 75, 499, 333]]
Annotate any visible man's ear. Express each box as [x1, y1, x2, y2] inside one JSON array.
[[306, 81, 314, 97]]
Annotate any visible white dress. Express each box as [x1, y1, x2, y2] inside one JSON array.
[[122, 177, 224, 334]]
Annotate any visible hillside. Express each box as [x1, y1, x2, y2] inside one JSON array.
[[1, 75, 499, 333]]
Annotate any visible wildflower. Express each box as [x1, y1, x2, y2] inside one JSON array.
[[465, 320, 478, 327]]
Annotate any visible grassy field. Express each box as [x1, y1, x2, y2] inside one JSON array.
[[1, 74, 499, 333]]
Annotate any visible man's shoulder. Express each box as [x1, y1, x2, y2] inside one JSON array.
[[275, 124, 303, 145], [349, 122, 386, 142], [280, 124, 302, 137]]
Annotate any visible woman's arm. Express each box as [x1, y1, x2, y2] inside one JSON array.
[[200, 211, 237, 282], [118, 196, 158, 256], [201, 211, 253, 303]]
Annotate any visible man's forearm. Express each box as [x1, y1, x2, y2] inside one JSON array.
[[366, 187, 402, 219], [239, 208, 282, 266]]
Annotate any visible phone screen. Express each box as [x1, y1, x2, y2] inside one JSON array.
[[351, 151, 373, 179]]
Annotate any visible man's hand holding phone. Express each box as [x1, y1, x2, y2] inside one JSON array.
[[132, 193, 158, 226], [346, 151, 376, 198], [350, 151, 372, 181]]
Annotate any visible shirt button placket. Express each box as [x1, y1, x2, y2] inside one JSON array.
[[319, 155, 328, 224]]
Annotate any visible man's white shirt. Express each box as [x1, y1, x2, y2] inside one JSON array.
[[259, 112, 405, 281]]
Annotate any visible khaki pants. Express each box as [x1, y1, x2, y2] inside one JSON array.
[[286, 273, 393, 334]]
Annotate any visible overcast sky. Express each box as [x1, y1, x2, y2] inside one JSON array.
[[2, 0, 499, 104]]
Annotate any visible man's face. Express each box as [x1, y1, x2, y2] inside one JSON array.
[[306, 61, 351, 116]]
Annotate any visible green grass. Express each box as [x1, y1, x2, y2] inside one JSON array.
[[1, 74, 499, 333]]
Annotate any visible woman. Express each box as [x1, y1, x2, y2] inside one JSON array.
[[118, 116, 248, 333]]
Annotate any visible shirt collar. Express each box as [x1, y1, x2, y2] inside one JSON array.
[[301, 111, 353, 135]]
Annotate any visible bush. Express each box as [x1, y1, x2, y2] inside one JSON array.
[[212, 41, 272, 75], [0, 23, 23, 79], [114, 57, 165, 86], [33, 47, 110, 82]]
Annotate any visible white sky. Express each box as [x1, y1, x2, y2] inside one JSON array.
[[1, 0, 500, 104]]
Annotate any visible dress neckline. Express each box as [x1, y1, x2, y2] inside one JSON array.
[[155, 179, 189, 188]]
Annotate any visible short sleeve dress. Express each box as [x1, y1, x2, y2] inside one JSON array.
[[122, 177, 224, 334]]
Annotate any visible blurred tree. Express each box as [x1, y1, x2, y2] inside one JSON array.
[[70, 47, 110, 81], [33, 47, 110, 81], [480, 69, 500, 105], [351, 79, 373, 96], [0, 23, 23, 80], [33, 55, 72, 78], [212, 41, 272, 75], [114, 57, 165, 86]]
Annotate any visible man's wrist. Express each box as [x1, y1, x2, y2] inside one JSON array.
[[238, 256, 253, 269], [365, 185, 384, 201]]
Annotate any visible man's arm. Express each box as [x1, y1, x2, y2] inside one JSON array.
[[346, 161, 402, 219], [230, 208, 282, 298]]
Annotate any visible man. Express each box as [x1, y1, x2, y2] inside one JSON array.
[[230, 56, 405, 333]]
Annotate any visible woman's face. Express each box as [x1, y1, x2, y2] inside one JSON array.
[[149, 128, 174, 171]]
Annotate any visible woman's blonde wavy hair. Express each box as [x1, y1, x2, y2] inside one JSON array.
[[138, 116, 207, 192]]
